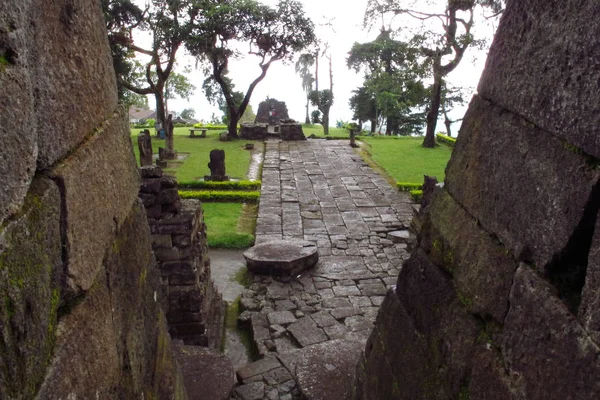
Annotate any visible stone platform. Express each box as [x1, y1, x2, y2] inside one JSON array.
[[232, 139, 416, 399]]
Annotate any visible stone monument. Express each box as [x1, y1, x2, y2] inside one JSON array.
[[138, 129, 153, 166], [205, 149, 229, 181]]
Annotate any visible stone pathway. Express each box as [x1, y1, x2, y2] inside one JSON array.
[[231, 139, 416, 400]]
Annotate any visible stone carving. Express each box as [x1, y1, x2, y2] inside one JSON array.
[[138, 129, 153, 166], [205, 149, 229, 181]]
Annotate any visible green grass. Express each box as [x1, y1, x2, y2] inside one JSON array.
[[360, 136, 452, 182], [301, 124, 351, 138], [179, 190, 260, 203], [130, 127, 256, 181], [202, 203, 255, 248]]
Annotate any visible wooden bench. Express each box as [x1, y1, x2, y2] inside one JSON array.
[[189, 128, 207, 138]]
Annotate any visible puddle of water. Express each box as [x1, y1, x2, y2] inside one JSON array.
[[210, 248, 252, 368], [247, 145, 264, 181]]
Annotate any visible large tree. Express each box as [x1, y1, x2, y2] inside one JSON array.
[[295, 53, 316, 124], [105, 0, 198, 153], [348, 30, 428, 135], [366, 0, 504, 146], [187, 0, 316, 139], [349, 86, 378, 134]]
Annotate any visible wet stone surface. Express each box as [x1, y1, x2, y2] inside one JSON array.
[[231, 139, 416, 400]]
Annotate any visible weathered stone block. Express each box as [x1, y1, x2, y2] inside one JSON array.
[[0, 0, 37, 224], [35, 0, 118, 168], [446, 96, 600, 270], [501, 265, 600, 399], [579, 219, 600, 343], [141, 165, 163, 179], [0, 178, 62, 399], [140, 178, 162, 194], [421, 190, 518, 322], [50, 107, 140, 295], [478, 0, 600, 158], [158, 188, 181, 204], [468, 344, 520, 400]]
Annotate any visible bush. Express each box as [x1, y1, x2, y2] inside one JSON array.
[[178, 180, 261, 191], [409, 189, 423, 203], [193, 122, 232, 130], [436, 133, 456, 147], [397, 182, 423, 191], [178, 190, 260, 203]]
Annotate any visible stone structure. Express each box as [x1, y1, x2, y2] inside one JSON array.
[[138, 129, 153, 166], [139, 165, 225, 347], [243, 240, 319, 278], [240, 121, 306, 141], [353, 1, 600, 399], [205, 149, 229, 181], [0, 0, 187, 398], [255, 98, 290, 124]]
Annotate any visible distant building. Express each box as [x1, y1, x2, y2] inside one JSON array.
[[128, 107, 156, 124]]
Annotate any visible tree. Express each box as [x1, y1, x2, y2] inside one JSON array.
[[309, 89, 333, 134], [365, 0, 504, 147], [347, 30, 428, 135], [106, 0, 199, 154], [180, 108, 196, 120], [187, 0, 316, 139], [439, 81, 468, 136], [311, 110, 322, 124], [163, 69, 196, 117], [349, 86, 378, 134], [295, 53, 316, 124]]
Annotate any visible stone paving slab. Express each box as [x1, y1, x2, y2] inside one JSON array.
[[232, 139, 416, 400]]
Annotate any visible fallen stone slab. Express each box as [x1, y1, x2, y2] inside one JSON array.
[[244, 240, 318, 277], [387, 230, 415, 244], [278, 339, 365, 400], [175, 344, 234, 400], [287, 317, 328, 347], [236, 357, 282, 383]]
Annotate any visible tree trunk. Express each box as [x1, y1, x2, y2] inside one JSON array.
[[227, 106, 239, 139], [370, 119, 376, 134], [385, 116, 394, 136], [444, 116, 452, 137], [155, 93, 166, 137], [423, 71, 443, 148], [322, 110, 329, 135], [305, 95, 311, 124]]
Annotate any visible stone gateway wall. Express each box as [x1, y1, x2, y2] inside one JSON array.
[[0, 0, 186, 398], [353, 0, 600, 399]]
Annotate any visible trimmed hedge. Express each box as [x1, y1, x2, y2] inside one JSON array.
[[397, 182, 423, 192], [436, 133, 456, 147], [410, 189, 423, 203], [179, 190, 260, 203], [192, 123, 235, 130], [178, 180, 261, 191]]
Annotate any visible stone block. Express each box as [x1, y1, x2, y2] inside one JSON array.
[[158, 188, 180, 204], [579, 219, 600, 343], [421, 190, 518, 322], [0, 0, 37, 224], [478, 0, 600, 158], [50, 107, 140, 295], [501, 265, 600, 399], [175, 345, 234, 400], [445, 96, 600, 270], [0, 178, 62, 399], [152, 234, 173, 249], [34, 0, 118, 168], [140, 165, 163, 179], [140, 178, 162, 194]]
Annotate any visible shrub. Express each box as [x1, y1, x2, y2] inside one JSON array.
[[178, 190, 260, 203], [436, 133, 456, 147], [178, 180, 261, 191], [397, 182, 423, 191]]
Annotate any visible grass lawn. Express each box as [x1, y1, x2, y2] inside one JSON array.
[[130, 127, 256, 181], [301, 124, 350, 138], [359, 136, 452, 183], [202, 203, 255, 248]]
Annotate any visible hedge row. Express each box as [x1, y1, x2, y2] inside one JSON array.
[[178, 190, 260, 203], [410, 189, 423, 203], [192, 123, 232, 130], [436, 133, 456, 147], [178, 180, 261, 191], [397, 182, 422, 191]]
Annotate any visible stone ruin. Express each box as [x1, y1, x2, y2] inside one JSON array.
[[139, 165, 225, 346], [0, 0, 224, 398], [138, 129, 153, 166], [241, 97, 306, 140], [255, 98, 290, 124], [353, 0, 600, 399]]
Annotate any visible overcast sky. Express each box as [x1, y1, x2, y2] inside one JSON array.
[[135, 0, 499, 131]]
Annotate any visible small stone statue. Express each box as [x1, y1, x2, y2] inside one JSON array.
[[205, 149, 229, 181], [138, 129, 153, 166]]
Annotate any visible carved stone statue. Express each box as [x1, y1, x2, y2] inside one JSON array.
[[205, 149, 229, 181], [137, 129, 153, 166]]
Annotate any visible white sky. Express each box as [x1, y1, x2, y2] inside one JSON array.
[[135, 0, 499, 131]]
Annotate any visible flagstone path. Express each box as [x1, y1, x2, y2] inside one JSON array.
[[231, 139, 416, 400]]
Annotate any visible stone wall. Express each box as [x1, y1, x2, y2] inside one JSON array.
[[255, 98, 290, 124], [139, 166, 225, 348], [353, 0, 600, 399], [0, 0, 186, 398]]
